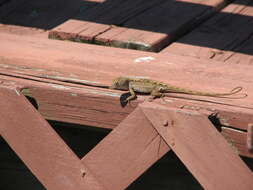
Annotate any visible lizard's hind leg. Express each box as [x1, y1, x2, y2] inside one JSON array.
[[149, 88, 164, 100]]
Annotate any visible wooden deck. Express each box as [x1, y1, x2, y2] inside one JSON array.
[[0, 0, 253, 189]]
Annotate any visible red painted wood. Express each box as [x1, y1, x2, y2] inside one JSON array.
[[140, 102, 253, 190], [0, 33, 253, 132], [162, 0, 253, 64], [82, 107, 170, 190], [0, 84, 104, 190], [0, 75, 251, 158], [0, 33, 253, 110]]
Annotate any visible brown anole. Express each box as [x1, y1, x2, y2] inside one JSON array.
[[109, 77, 246, 103]]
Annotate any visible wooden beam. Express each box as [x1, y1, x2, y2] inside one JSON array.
[[0, 84, 104, 190], [82, 107, 170, 190], [0, 33, 253, 109], [140, 102, 253, 190], [0, 33, 253, 128], [0, 33, 253, 158]]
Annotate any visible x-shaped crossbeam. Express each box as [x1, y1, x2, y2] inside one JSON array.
[[0, 83, 252, 190]]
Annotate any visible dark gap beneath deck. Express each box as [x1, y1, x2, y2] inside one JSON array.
[[0, 121, 220, 190]]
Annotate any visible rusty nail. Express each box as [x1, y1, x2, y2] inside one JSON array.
[[247, 123, 253, 153], [81, 169, 86, 178], [163, 120, 168, 127], [171, 120, 175, 126]]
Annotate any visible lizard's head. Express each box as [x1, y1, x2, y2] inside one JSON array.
[[109, 77, 129, 90]]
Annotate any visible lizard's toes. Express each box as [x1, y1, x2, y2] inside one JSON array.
[[148, 96, 155, 102]]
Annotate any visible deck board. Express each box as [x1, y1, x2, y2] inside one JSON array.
[[1, 33, 253, 109], [162, 0, 253, 64], [0, 33, 252, 158], [49, 0, 229, 52], [0, 33, 253, 130]]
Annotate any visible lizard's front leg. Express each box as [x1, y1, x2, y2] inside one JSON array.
[[125, 86, 137, 103], [150, 87, 164, 100]]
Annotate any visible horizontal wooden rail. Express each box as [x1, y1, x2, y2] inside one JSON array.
[[0, 33, 253, 158]]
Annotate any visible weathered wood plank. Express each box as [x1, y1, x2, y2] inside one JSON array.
[[49, 0, 164, 44], [82, 107, 170, 190], [49, 0, 229, 52], [0, 84, 104, 190], [140, 102, 253, 190], [0, 33, 253, 131], [1, 33, 253, 109], [162, 0, 253, 64]]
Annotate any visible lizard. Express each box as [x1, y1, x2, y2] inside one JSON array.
[[109, 76, 246, 103]]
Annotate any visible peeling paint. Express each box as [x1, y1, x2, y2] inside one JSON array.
[[69, 73, 79, 78], [125, 76, 150, 79], [175, 109, 200, 116], [50, 84, 71, 90], [0, 62, 47, 72], [15, 89, 20, 96], [89, 90, 121, 97], [70, 93, 77, 96], [21, 88, 31, 96], [134, 56, 155, 63], [47, 75, 104, 85]]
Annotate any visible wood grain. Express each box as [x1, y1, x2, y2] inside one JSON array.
[[82, 107, 170, 190], [1, 33, 253, 108], [141, 102, 253, 190], [0, 33, 253, 131], [0, 32, 252, 158], [162, 0, 253, 64], [0, 85, 104, 190]]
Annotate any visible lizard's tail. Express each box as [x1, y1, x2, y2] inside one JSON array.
[[167, 86, 247, 98]]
